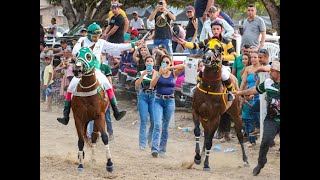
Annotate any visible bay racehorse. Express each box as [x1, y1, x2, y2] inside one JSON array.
[[72, 47, 113, 172], [192, 44, 248, 170]]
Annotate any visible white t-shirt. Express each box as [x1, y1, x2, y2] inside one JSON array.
[[47, 24, 57, 38], [72, 37, 132, 62], [130, 18, 145, 29]]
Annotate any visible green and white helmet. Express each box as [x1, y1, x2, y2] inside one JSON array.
[[75, 47, 97, 74], [87, 22, 102, 41]]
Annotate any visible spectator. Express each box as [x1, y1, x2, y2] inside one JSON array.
[[183, 5, 200, 55], [214, 4, 235, 29], [233, 61, 280, 176], [148, 0, 176, 55], [80, 28, 87, 37], [241, 4, 266, 50], [40, 41, 53, 102], [130, 11, 145, 30], [133, 44, 151, 71], [128, 29, 139, 43], [135, 56, 157, 150], [104, 3, 125, 44], [152, 44, 169, 70], [150, 55, 185, 157], [42, 55, 54, 112], [104, 0, 129, 34], [239, 51, 261, 147], [194, 0, 214, 37], [171, 23, 186, 53], [232, 44, 251, 86], [200, 6, 234, 41], [47, 18, 58, 39]]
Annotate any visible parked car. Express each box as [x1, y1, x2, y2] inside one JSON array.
[[45, 20, 108, 48]]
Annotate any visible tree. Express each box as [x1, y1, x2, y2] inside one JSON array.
[[47, 0, 193, 28], [47, 0, 279, 35]]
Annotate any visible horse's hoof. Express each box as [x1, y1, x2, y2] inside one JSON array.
[[243, 162, 250, 167], [78, 164, 84, 172], [106, 165, 113, 172], [203, 167, 211, 171], [194, 159, 201, 165]]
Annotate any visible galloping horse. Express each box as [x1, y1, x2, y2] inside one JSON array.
[[192, 44, 248, 170], [72, 47, 113, 172]]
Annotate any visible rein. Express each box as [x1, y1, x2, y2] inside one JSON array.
[[196, 83, 228, 108], [79, 71, 97, 89]]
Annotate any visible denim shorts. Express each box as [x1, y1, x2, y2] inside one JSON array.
[[46, 84, 53, 96]]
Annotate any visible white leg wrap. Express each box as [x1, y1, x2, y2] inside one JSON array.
[[91, 143, 96, 156], [95, 69, 112, 90], [221, 65, 231, 81], [195, 136, 200, 144], [68, 77, 80, 93], [205, 149, 210, 156], [78, 151, 84, 164], [105, 145, 112, 160]]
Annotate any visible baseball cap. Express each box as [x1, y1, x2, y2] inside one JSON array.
[[130, 29, 139, 36], [80, 28, 87, 32], [208, 6, 218, 12], [132, 11, 138, 15], [186, 5, 195, 12], [270, 61, 280, 72], [111, 3, 121, 8]]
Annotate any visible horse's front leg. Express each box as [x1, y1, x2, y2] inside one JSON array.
[[96, 113, 113, 172], [75, 119, 85, 172], [203, 122, 218, 171], [193, 111, 202, 165]]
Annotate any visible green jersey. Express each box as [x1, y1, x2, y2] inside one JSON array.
[[257, 78, 280, 122], [100, 63, 112, 76], [136, 71, 153, 89]]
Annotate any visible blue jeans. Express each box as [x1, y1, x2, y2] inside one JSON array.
[[183, 37, 200, 54], [153, 39, 173, 56], [88, 106, 113, 136], [197, 17, 204, 37], [138, 92, 155, 149], [250, 98, 260, 129], [151, 97, 175, 154], [243, 118, 256, 144]]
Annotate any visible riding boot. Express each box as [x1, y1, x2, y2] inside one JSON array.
[[223, 78, 234, 101], [57, 101, 71, 125], [111, 103, 126, 121]]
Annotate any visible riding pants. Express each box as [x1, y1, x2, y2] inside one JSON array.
[[67, 69, 112, 93]]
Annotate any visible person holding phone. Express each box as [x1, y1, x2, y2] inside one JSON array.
[[148, 0, 176, 55], [149, 55, 185, 158], [135, 56, 157, 151]]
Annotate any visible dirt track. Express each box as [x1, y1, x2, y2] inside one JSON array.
[[40, 95, 280, 180]]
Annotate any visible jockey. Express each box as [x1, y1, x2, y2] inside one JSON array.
[[177, 19, 237, 101], [57, 22, 137, 125]]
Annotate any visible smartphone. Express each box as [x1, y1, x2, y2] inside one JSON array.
[[146, 64, 153, 73], [158, 1, 163, 5], [161, 62, 167, 68]]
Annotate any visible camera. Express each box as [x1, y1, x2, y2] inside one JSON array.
[[158, 1, 163, 5]]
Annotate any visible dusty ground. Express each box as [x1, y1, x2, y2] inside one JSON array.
[[40, 93, 280, 180]]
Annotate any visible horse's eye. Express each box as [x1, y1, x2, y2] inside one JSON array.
[[86, 54, 92, 61]]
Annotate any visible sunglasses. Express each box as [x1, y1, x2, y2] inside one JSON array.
[[161, 61, 170, 64], [259, 49, 267, 54]]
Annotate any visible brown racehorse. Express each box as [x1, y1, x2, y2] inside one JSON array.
[[71, 47, 113, 172], [192, 46, 248, 171]]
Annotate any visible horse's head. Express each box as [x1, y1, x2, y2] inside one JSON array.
[[202, 38, 223, 71], [74, 47, 97, 78]]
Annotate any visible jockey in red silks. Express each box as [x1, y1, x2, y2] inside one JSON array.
[[57, 22, 137, 125]]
